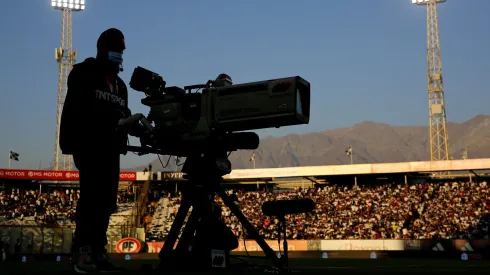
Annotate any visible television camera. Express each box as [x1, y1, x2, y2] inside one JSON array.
[[121, 67, 311, 272], [126, 66, 310, 156]]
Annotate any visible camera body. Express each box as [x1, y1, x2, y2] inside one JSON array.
[[129, 67, 310, 156]]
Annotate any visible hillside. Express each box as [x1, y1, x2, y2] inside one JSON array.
[[133, 115, 490, 171]]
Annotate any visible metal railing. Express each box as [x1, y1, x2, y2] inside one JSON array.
[[0, 224, 139, 255], [0, 176, 155, 255], [133, 175, 152, 228]]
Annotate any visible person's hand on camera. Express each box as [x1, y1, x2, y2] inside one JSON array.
[[118, 113, 153, 138], [117, 113, 137, 132], [127, 123, 147, 137], [121, 108, 131, 119], [139, 131, 153, 147]]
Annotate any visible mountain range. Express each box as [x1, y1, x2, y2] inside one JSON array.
[[133, 115, 490, 171]]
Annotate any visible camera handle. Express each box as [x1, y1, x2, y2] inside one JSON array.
[[118, 113, 154, 133]]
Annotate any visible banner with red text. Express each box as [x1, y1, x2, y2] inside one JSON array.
[[0, 169, 136, 181]]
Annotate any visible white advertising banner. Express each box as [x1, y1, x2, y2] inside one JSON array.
[[320, 240, 405, 251]]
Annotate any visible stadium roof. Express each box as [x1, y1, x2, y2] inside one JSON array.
[[1, 158, 490, 182]]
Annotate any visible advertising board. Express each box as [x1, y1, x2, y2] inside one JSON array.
[[142, 239, 490, 254], [115, 238, 142, 254], [320, 240, 405, 251], [145, 240, 308, 253]]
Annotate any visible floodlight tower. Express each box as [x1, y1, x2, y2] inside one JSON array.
[[412, 0, 450, 162], [52, 0, 85, 171]]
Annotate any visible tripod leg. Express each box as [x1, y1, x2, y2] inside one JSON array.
[[215, 186, 283, 269], [175, 207, 200, 252], [158, 192, 192, 260], [175, 184, 210, 252], [280, 217, 288, 267]]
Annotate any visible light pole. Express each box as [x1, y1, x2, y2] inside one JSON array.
[[412, 0, 450, 162], [52, 0, 85, 171]]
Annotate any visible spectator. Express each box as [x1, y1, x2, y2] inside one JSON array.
[[0, 188, 136, 225]]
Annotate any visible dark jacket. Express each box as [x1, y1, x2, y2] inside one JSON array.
[[60, 58, 130, 155]]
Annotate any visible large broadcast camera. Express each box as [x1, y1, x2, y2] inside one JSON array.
[[128, 66, 310, 156], [123, 67, 311, 273]]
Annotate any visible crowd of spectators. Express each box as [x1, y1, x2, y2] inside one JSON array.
[[0, 187, 136, 225], [162, 181, 490, 240], [117, 188, 135, 204], [1, 181, 489, 240]]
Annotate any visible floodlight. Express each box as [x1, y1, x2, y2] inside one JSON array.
[[51, 0, 85, 11], [412, 0, 447, 5]]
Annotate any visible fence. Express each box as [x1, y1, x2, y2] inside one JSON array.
[[132, 175, 152, 228], [0, 224, 139, 254], [0, 175, 153, 255]]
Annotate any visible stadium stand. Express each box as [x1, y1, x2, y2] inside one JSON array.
[[0, 188, 135, 226], [0, 187, 152, 253], [1, 179, 489, 255], [149, 181, 490, 240]]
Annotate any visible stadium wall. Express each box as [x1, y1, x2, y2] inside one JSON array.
[[145, 239, 489, 254], [1, 226, 490, 256]]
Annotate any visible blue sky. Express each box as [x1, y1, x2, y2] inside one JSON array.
[[0, 0, 489, 169]]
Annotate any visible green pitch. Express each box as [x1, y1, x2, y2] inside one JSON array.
[[1, 257, 490, 274]]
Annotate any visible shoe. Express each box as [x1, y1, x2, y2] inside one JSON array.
[[94, 248, 124, 273], [73, 246, 98, 274]]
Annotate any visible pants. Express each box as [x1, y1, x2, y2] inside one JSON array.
[[73, 152, 120, 250]]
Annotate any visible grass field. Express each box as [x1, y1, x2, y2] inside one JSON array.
[[1, 257, 490, 274]]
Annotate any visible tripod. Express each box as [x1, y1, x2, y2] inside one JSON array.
[[157, 150, 284, 271]]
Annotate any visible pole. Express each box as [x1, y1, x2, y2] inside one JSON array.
[[253, 158, 259, 189], [412, 0, 450, 162], [350, 148, 357, 186], [8, 151, 10, 169], [54, 6, 79, 171]]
